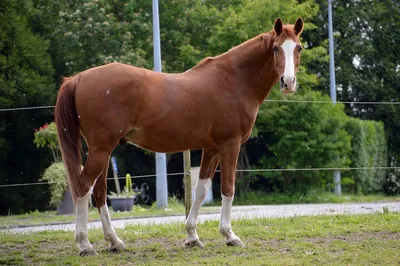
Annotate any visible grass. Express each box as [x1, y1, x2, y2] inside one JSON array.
[[1, 212, 399, 265]]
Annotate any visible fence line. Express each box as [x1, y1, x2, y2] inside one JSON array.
[[1, 99, 400, 112], [263, 99, 400, 105], [1, 166, 398, 188], [0, 105, 55, 112]]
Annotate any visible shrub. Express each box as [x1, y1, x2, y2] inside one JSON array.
[[255, 91, 351, 193], [40, 162, 68, 207], [345, 118, 387, 193], [384, 169, 400, 195], [33, 122, 61, 162]]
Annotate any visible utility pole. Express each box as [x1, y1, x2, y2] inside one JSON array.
[[183, 150, 192, 218], [153, 0, 168, 207], [328, 0, 341, 195]]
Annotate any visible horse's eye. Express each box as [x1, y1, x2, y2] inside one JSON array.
[[298, 46, 303, 52], [273, 46, 279, 52]]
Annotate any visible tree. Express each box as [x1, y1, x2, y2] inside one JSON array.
[[345, 118, 387, 193], [255, 91, 352, 193], [52, 0, 151, 76], [308, 0, 400, 168], [0, 0, 56, 214]]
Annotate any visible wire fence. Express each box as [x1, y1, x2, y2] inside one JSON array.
[[1, 98, 399, 188], [1, 98, 400, 112], [1, 166, 399, 188], [0, 105, 55, 112]]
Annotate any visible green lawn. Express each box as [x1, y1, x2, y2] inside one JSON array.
[[1, 213, 399, 265]]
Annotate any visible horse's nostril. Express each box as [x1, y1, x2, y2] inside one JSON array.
[[280, 77, 284, 84], [293, 77, 296, 83]]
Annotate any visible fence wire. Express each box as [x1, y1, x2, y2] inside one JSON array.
[[1, 98, 400, 112], [1, 98, 399, 188], [0, 105, 55, 112], [1, 166, 399, 188]]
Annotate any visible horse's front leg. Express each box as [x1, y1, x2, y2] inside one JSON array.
[[185, 149, 219, 248], [218, 140, 244, 247]]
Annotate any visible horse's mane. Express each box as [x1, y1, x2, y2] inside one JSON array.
[[188, 31, 272, 71], [188, 24, 297, 72]]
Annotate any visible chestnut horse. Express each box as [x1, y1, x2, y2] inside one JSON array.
[[55, 18, 304, 255]]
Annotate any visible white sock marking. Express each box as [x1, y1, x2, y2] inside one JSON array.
[[75, 191, 92, 251], [185, 178, 211, 241], [220, 194, 240, 243], [99, 204, 124, 247], [74, 176, 99, 252]]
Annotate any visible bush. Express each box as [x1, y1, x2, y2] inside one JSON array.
[[345, 118, 387, 193], [33, 122, 61, 162], [384, 169, 400, 195], [40, 162, 68, 207], [255, 91, 352, 193]]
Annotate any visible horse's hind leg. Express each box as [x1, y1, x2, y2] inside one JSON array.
[[218, 140, 244, 247], [75, 148, 112, 256], [185, 149, 219, 248], [93, 160, 125, 252]]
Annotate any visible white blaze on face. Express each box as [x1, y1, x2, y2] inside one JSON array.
[[281, 38, 297, 79]]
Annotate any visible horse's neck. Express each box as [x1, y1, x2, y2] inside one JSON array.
[[225, 31, 279, 104]]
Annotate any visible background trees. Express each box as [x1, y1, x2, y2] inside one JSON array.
[[0, 0, 55, 214], [0, 0, 398, 214]]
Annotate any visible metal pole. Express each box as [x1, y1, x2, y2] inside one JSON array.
[[183, 150, 192, 218], [111, 157, 121, 195], [328, 0, 341, 195], [153, 0, 168, 207]]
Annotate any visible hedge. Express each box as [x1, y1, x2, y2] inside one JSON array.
[[346, 118, 387, 193]]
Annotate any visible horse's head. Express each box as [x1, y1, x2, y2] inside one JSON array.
[[272, 17, 304, 94]]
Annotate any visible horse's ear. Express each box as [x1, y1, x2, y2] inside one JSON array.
[[274, 18, 284, 35], [294, 17, 304, 35]]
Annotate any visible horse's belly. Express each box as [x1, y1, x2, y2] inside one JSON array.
[[124, 127, 213, 153]]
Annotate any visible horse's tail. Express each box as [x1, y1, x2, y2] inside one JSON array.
[[55, 76, 82, 201]]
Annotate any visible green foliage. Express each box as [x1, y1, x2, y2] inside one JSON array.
[[345, 118, 387, 193], [309, 0, 400, 165], [255, 91, 352, 192], [33, 122, 61, 162], [53, 0, 151, 75], [0, 0, 56, 215], [40, 162, 68, 207], [384, 169, 400, 195]]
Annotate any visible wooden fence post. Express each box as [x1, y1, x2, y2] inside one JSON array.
[[183, 150, 192, 219]]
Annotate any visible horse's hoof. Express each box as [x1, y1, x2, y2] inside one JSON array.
[[110, 241, 126, 252], [226, 238, 245, 247], [185, 238, 204, 248], [79, 247, 98, 256]]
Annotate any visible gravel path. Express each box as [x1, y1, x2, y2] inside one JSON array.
[[2, 202, 399, 233]]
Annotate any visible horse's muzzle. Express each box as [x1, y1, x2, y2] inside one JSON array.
[[280, 76, 296, 94]]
